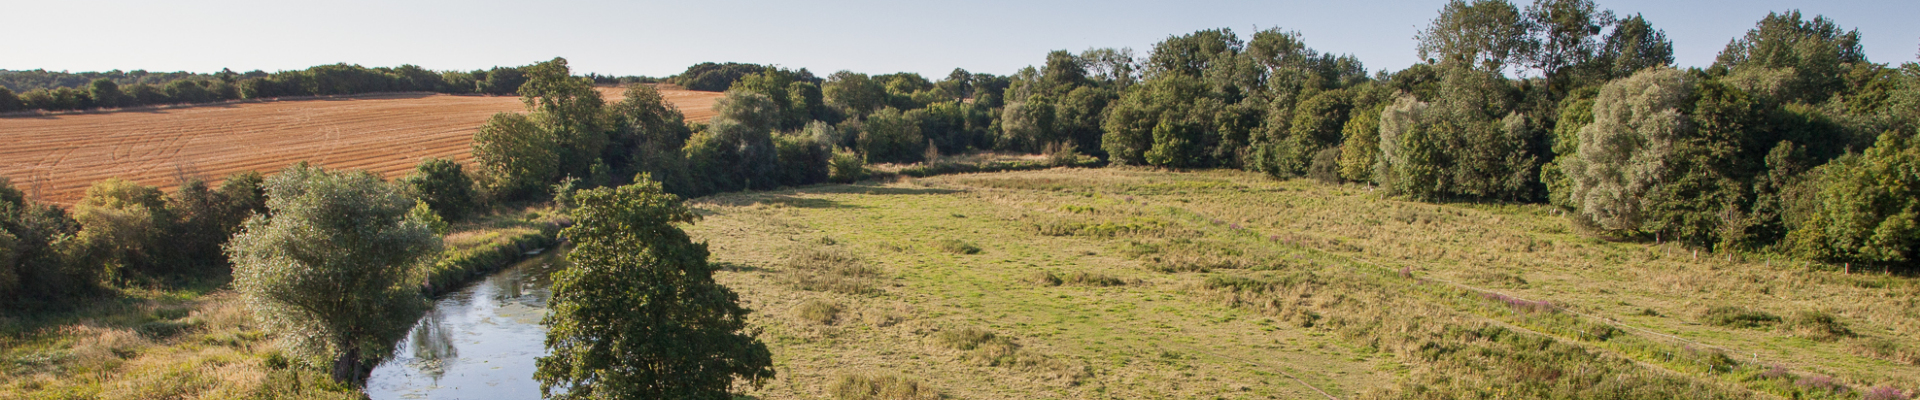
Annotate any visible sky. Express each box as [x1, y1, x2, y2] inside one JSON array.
[[7, 0, 1917, 79]]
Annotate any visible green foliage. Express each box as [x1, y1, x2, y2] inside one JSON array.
[[606, 83, 695, 195], [829, 147, 868, 183], [1564, 67, 1695, 232], [1337, 106, 1383, 182], [165, 172, 268, 274], [473, 112, 559, 201], [826, 71, 889, 118], [686, 91, 782, 194], [1796, 132, 1920, 268], [536, 179, 773, 400], [400, 158, 477, 222], [520, 58, 608, 180], [860, 108, 927, 164], [0, 178, 84, 306], [70, 178, 172, 279], [88, 79, 123, 108], [773, 133, 832, 187], [1598, 14, 1676, 80], [1712, 10, 1865, 104], [1416, 0, 1533, 72], [673, 62, 768, 92], [410, 200, 450, 235], [228, 163, 441, 385]]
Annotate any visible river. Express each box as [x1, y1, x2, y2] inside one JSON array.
[[364, 252, 564, 399]]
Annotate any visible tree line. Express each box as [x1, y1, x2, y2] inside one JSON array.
[[0, 62, 662, 113]]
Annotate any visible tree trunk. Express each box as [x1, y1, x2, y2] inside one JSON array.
[[332, 346, 368, 387]]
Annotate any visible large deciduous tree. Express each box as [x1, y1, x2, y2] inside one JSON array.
[[536, 178, 773, 400]]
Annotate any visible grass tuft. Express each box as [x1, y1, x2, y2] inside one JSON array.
[[782, 248, 885, 295], [794, 299, 844, 325], [1699, 306, 1780, 329], [1783, 311, 1853, 342], [828, 372, 940, 400]]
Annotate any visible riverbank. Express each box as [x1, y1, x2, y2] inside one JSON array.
[[0, 206, 565, 399]]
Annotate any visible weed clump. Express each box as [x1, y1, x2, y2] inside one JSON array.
[[1699, 306, 1780, 329], [829, 373, 939, 400], [783, 249, 884, 295], [933, 239, 981, 254], [1783, 311, 1853, 342], [794, 299, 843, 325]]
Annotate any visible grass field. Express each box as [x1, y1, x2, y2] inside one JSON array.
[[0, 85, 720, 205], [686, 167, 1919, 399], [3, 167, 1914, 399]]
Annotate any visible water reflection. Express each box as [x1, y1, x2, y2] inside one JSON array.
[[365, 252, 566, 399]]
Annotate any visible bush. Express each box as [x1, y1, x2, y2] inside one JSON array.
[[860, 108, 926, 164], [829, 147, 868, 183], [71, 178, 172, 279], [1308, 147, 1343, 183], [400, 158, 478, 222], [473, 113, 560, 201], [773, 133, 831, 187]]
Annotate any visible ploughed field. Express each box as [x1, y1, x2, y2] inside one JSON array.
[[0, 85, 721, 204]]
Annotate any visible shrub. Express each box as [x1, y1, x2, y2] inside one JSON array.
[[860, 108, 926, 164], [773, 133, 832, 187], [472, 112, 560, 201], [1699, 306, 1780, 328], [71, 178, 172, 278], [829, 147, 868, 183], [1308, 147, 1343, 183], [400, 158, 478, 222]]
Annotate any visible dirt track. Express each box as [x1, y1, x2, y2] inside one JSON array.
[[0, 86, 721, 204]]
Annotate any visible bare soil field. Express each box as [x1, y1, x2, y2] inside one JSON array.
[[0, 85, 721, 204]]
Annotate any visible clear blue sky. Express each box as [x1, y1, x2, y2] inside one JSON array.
[[8, 0, 1916, 78]]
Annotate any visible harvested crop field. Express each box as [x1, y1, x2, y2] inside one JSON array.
[[0, 85, 721, 204]]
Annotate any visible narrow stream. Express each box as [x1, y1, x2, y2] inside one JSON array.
[[364, 252, 565, 399]]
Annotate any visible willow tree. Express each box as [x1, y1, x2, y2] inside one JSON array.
[[228, 164, 442, 385], [1564, 67, 1694, 232], [536, 178, 773, 400]]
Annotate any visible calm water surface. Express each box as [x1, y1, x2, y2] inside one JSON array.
[[365, 253, 564, 399]]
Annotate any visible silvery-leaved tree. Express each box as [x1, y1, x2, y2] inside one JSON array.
[[227, 163, 442, 386], [1565, 67, 1694, 232]]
